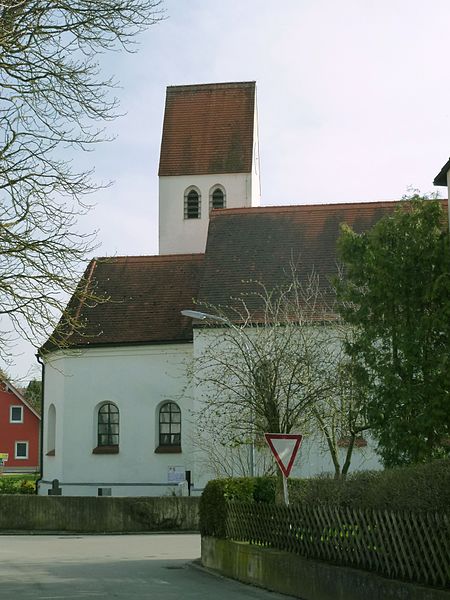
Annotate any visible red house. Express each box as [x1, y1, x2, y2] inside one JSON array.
[[0, 378, 40, 473]]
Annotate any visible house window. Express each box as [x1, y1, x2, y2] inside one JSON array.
[[10, 405, 23, 423], [157, 402, 181, 450], [210, 186, 226, 210], [15, 441, 28, 459], [184, 188, 201, 219], [97, 403, 119, 447]]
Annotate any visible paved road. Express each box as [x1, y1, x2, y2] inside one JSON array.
[[0, 533, 294, 600]]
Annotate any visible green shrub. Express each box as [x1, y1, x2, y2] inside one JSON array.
[[18, 479, 36, 494], [289, 459, 450, 512], [199, 477, 256, 537], [0, 475, 38, 495], [253, 476, 276, 503], [200, 460, 450, 536], [0, 477, 18, 494]]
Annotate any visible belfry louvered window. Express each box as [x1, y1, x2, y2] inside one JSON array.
[[184, 188, 201, 219], [210, 186, 226, 210]]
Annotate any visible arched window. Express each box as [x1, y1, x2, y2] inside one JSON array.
[[47, 404, 56, 456], [184, 187, 201, 219], [210, 185, 226, 210], [97, 402, 119, 447], [159, 401, 181, 447]]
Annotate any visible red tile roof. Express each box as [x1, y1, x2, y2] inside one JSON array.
[[158, 82, 255, 176], [43, 199, 448, 350], [197, 201, 423, 313], [45, 254, 204, 349]]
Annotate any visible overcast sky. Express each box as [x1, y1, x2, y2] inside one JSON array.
[[11, 0, 450, 381]]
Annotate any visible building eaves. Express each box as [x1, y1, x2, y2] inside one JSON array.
[[433, 157, 450, 186]]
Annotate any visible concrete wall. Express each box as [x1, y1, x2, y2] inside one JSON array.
[[0, 496, 199, 532], [202, 537, 450, 600], [41, 344, 195, 496]]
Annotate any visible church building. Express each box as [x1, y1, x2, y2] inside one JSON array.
[[38, 81, 441, 497]]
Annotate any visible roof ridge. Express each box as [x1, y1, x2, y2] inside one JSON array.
[[166, 81, 255, 92], [210, 200, 405, 218], [94, 253, 205, 262]]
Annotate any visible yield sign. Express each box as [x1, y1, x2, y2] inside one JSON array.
[[264, 433, 303, 478]]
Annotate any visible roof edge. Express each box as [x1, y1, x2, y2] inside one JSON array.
[[433, 157, 450, 186], [93, 253, 205, 262], [209, 198, 449, 219], [166, 81, 256, 93], [1, 378, 41, 419], [42, 338, 194, 355]]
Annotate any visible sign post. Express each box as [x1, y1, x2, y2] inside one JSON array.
[[264, 433, 303, 506]]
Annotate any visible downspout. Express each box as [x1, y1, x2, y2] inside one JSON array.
[[35, 353, 45, 495]]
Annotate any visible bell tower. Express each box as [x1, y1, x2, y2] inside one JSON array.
[[158, 81, 261, 255]]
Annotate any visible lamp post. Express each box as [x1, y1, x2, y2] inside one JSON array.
[[181, 308, 256, 477]]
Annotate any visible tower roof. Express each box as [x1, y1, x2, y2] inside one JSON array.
[[158, 81, 256, 177]]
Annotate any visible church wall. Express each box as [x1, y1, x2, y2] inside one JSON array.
[[191, 327, 382, 488], [251, 94, 261, 206], [159, 172, 258, 255], [39, 344, 194, 497], [447, 170, 450, 226]]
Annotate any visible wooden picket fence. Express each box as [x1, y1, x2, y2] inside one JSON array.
[[225, 501, 450, 588]]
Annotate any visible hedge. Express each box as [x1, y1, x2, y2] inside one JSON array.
[[199, 459, 450, 536], [0, 475, 37, 495]]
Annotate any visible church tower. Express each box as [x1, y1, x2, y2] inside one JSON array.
[[158, 81, 261, 255]]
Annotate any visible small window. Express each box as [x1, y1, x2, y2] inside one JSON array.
[[47, 404, 56, 455], [98, 403, 119, 447], [15, 441, 28, 459], [159, 402, 181, 447], [210, 186, 226, 210], [10, 406, 23, 423], [184, 188, 201, 219]]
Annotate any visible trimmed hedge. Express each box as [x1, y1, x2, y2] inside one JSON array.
[[289, 459, 450, 511], [199, 459, 450, 536], [199, 477, 275, 537]]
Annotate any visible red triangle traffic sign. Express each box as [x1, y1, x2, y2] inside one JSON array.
[[264, 433, 303, 478]]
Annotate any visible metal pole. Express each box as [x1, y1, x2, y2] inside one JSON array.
[[282, 475, 289, 506]]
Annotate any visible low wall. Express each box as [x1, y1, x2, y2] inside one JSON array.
[[0, 496, 199, 532], [202, 537, 450, 600]]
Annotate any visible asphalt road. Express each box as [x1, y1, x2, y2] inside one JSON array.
[[0, 533, 295, 600]]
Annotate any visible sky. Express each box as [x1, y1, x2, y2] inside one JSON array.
[[10, 0, 450, 382]]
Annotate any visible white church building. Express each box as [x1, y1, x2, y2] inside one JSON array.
[[38, 81, 445, 497]]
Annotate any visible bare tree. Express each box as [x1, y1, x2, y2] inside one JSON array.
[[305, 352, 371, 478], [0, 0, 164, 362], [190, 271, 369, 482]]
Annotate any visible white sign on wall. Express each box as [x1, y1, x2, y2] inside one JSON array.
[[168, 466, 185, 483]]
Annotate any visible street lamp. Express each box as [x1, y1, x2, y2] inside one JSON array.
[[181, 308, 256, 477], [180, 309, 227, 323]]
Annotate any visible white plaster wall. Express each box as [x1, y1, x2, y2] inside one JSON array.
[[159, 172, 260, 255], [291, 434, 381, 478], [251, 92, 261, 206], [191, 326, 382, 490], [41, 364, 65, 484], [447, 170, 450, 228], [39, 344, 194, 497]]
